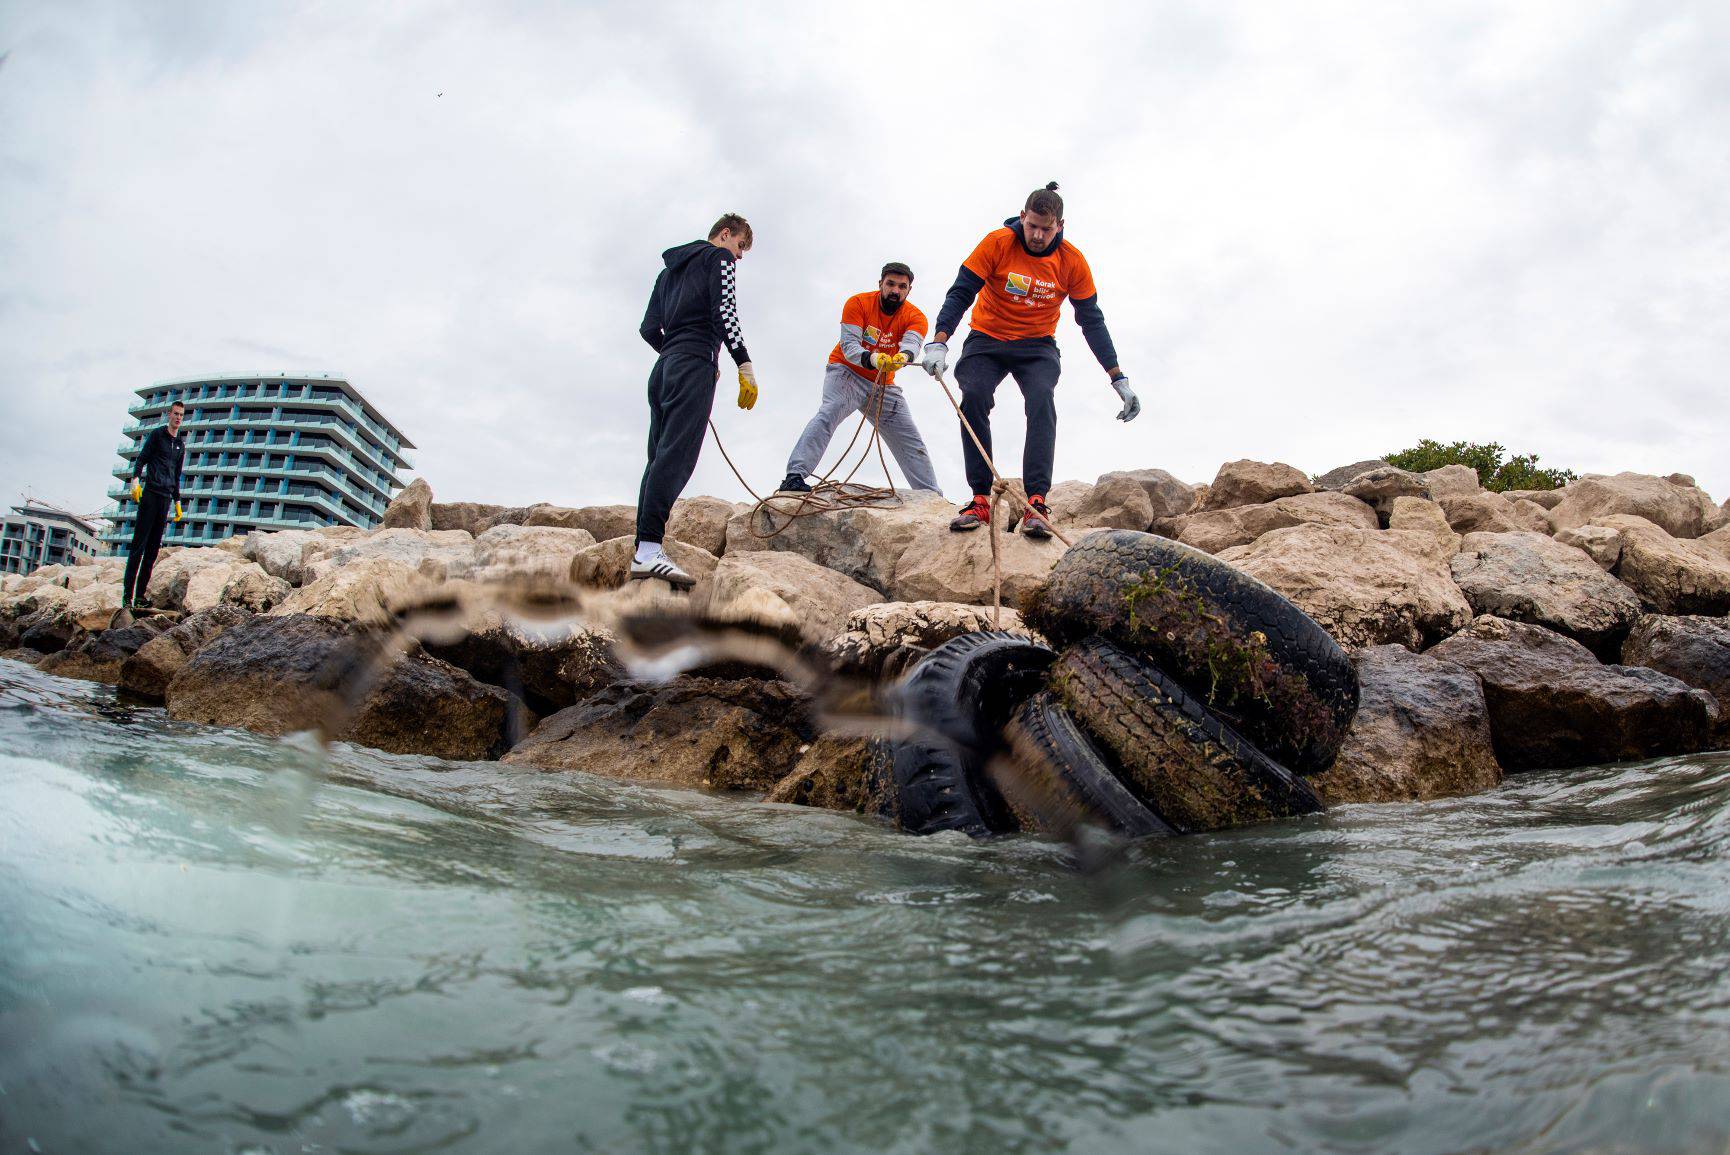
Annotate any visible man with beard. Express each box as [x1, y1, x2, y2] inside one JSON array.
[[920, 182, 1140, 538], [776, 262, 940, 494]]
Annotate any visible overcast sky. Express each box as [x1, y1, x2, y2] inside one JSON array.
[[2, 0, 1727, 525]]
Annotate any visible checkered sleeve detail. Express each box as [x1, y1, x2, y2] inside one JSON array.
[[715, 255, 750, 365]]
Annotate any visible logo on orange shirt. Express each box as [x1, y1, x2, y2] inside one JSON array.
[[863, 325, 881, 344], [1004, 273, 1032, 297]]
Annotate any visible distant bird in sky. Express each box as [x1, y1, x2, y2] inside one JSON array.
[[436, 91, 443, 97]]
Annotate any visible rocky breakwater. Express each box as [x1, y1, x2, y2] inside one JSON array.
[[2, 463, 1725, 837]]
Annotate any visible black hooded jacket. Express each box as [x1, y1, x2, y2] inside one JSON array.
[[132, 426, 186, 500], [639, 240, 751, 365]]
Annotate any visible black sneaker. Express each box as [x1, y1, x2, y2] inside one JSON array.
[[949, 496, 991, 532], [778, 473, 813, 493]]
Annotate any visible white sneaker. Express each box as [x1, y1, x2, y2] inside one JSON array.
[[628, 554, 696, 589]]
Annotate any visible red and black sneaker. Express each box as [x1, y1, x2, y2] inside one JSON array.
[[949, 495, 992, 532], [1020, 495, 1054, 540]]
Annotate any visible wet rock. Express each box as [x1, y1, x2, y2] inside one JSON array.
[[1549, 472, 1724, 539], [1341, 466, 1431, 524], [766, 736, 890, 813], [824, 600, 1029, 678], [0, 648, 41, 664], [1312, 644, 1503, 804], [1428, 615, 1719, 769], [422, 611, 623, 716], [18, 606, 80, 654], [1449, 531, 1643, 653], [272, 558, 431, 625], [1595, 515, 1730, 615], [1315, 459, 1392, 491], [1217, 523, 1472, 649], [378, 477, 434, 531], [570, 536, 719, 591], [503, 676, 814, 791], [120, 605, 253, 702], [37, 619, 173, 684], [1048, 474, 1155, 530], [344, 650, 524, 761], [710, 550, 882, 645], [1620, 615, 1730, 744], [1197, 459, 1313, 511], [668, 496, 736, 556]]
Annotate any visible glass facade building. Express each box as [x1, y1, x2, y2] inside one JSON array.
[[102, 374, 414, 555], [0, 501, 103, 576]]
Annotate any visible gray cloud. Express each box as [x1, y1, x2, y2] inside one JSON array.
[[2, 0, 1727, 526]]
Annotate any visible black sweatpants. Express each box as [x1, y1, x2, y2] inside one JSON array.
[[953, 332, 1061, 499], [123, 489, 172, 604], [635, 351, 718, 545]]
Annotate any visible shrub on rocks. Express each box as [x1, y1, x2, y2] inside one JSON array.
[[1311, 644, 1503, 805], [1428, 615, 1719, 769]]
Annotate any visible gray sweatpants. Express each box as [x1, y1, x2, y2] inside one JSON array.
[[785, 363, 941, 492]]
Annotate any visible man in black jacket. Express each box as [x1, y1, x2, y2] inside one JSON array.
[[632, 213, 757, 587], [122, 398, 187, 608]]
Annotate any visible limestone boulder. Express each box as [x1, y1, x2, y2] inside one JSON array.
[[766, 736, 890, 814], [1701, 523, 1730, 561], [1504, 488, 1567, 510], [1216, 523, 1472, 650], [37, 619, 174, 685], [1341, 467, 1431, 524], [1429, 615, 1719, 769], [1549, 472, 1724, 539], [1198, 459, 1313, 511], [1311, 645, 1503, 805], [1048, 474, 1155, 530], [461, 524, 598, 583], [889, 515, 1076, 605], [1595, 515, 1730, 615], [1422, 464, 1482, 498], [378, 477, 434, 531], [62, 582, 125, 631], [1100, 469, 1198, 518], [1388, 497, 1460, 558], [710, 551, 882, 645], [145, 547, 237, 611], [524, 503, 638, 542], [1315, 459, 1392, 491], [306, 528, 477, 583], [271, 558, 430, 625], [343, 649, 525, 761], [1554, 524, 1623, 572], [723, 489, 952, 594], [571, 536, 719, 592], [1176, 491, 1379, 555], [119, 605, 253, 702], [218, 562, 292, 612], [668, 496, 735, 555], [1436, 490, 1526, 535], [824, 600, 1030, 679], [502, 676, 814, 791], [422, 610, 622, 716], [1448, 531, 1643, 653], [431, 501, 513, 535], [1620, 615, 1730, 744], [244, 530, 326, 586]]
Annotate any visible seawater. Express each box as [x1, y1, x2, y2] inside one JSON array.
[[2, 658, 1728, 1154]]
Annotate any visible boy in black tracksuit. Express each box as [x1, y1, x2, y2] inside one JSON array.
[[632, 213, 757, 587], [123, 399, 187, 608]]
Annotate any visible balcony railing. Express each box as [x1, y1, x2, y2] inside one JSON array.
[[128, 387, 409, 459]]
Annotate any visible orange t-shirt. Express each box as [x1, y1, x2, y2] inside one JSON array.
[[827, 292, 928, 384], [960, 227, 1097, 341]]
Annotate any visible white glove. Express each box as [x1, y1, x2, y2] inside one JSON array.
[[1112, 376, 1140, 422], [919, 341, 949, 378]]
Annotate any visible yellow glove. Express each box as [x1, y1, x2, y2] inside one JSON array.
[[173, 501, 184, 522], [130, 480, 142, 502], [737, 362, 758, 410], [870, 352, 909, 373]]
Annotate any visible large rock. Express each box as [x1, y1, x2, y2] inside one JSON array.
[[1620, 615, 1730, 744], [271, 558, 430, 625], [1428, 615, 1719, 769], [522, 503, 638, 542], [1197, 459, 1313, 511], [1504, 488, 1567, 510], [709, 551, 882, 645], [462, 524, 597, 583], [378, 477, 433, 531], [1387, 497, 1460, 558], [145, 547, 236, 610], [120, 605, 253, 702], [1341, 467, 1431, 524], [570, 536, 719, 591], [1422, 464, 1482, 498], [37, 619, 173, 685], [167, 614, 517, 759], [1176, 491, 1378, 555], [1554, 524, 1622, 571], [824, 601, 1029, 678], [422, 611, 622, 716], [62, 582, 125, 630], [723, 490, 950, 594], [306, 528, 477, 583], [1047, 474, 1155, 530], [1311, 645, 1503, 805], [430, 501, 512, 536], [1437, 490, 1528, 535], [766, 736, 889, 813], [244, 529, 330, 586], [502, 677, 814, 791], [1549, 473, 1725, 539], [1448, 531, 1643, 653], [1315, 459, 1392, 491], [1595, 515, 1730, 615], [667, 496, 736, 556], [219, 562, 292, 612], [1101, 469, 1198, 519], [1217, 523, 1472, 649], [889, 515, 1076, 605]]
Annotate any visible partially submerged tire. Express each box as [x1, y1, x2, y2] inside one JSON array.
[[1024, 529, 1358, 773], [889, 631, 1055, 837], [1051, 637, 1325, 832], [995, 691, 1174, 840]]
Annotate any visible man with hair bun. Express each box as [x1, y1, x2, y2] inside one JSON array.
[[921, 181, 1140, 538], [776, 261, 940, 495]]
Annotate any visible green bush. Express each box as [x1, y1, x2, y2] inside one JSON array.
[[1383, 439, 1576, 492]]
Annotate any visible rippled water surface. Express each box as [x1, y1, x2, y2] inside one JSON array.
[[3, 659, 1729, 1153]]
